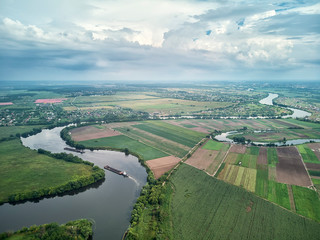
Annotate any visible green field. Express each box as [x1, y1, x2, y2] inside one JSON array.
[[308, 170, 320, 177], [218, 164, 257, 192], [71, 93, 232, 114], [0, 125, 45, 139], [255, 165, 269, 198], [169, 164, 320, 240], [297, 144, 320, 163], [267, 181, 291, 210], [292, 185, 320, 222], [202, 140, 224, 151], [133, 121, 205, 148], [235, 153, 257, 169], [79, 135, 168, 161], [114, 126, 188, 158], [267, 148, 278, 166], [0, 140, 97, 203]]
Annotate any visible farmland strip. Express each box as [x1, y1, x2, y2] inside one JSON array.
[[287, 185, 296, 212]]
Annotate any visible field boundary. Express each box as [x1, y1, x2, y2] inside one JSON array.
[[110, 127, 173, 157], [211, 142, 231, 177], [295, 146, 314, 188], [287, 185, 296, 212]]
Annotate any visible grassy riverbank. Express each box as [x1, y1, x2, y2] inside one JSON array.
[[0, 139, 104, 204], [0, 219, 93, 240]]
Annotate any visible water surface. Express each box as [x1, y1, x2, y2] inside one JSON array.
[[0, 127, 147, 240]]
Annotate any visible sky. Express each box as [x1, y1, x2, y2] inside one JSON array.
[[0, 0, 319, 82]]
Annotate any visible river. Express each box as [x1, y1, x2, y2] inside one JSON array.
[[213, 93, 316, 145], [214, 130, 320, 146], [0, 127, 147, 240], [259, 93, 311, 118]]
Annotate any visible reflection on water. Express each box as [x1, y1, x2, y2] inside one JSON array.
[[259, 93, 278, 105], [0, 127, 147, 240]]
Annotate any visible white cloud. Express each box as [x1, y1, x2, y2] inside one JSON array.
[[0, 0, 319, 81]]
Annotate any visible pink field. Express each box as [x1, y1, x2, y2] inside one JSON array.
[[35, 98, 67, 104], [0, 102, 13, 106]]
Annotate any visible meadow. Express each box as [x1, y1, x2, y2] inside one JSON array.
[[133, 121, 205, 148], [114, 126, 189, 158], [70, 92, 232, 115], [0, 139, 99, 203], [167, 119, 320, 142], [79, 135, 168, 161], [297, 144, 320, 163], [0, 125, 45, 139]]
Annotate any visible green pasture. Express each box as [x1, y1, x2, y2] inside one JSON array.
[[0, 125, 45, 139], [235, 154, 257, 169], [202, 140, 224, 151], [115, 126, 188, 158], [292, 185, 320, 222], [79, 135, 168, 161], [267, 181, 291, 210], [133, 121, 205, 148], [170, 164, 320, 240], [297, 144, 320, 163], [255, 165, 269, 198], [0, 140, 94, 203], [181, 124, 197, 128], [267, 148, 278, 166]]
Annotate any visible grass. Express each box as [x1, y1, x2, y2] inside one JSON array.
[[235, 154, 257, 169], [133, 121, 205, 148], [181, 124, 197, 128], [267, 181, 291, 210], [202, 140, 224, 151], [292, 185, 320, 222], [297, 144, 320, 163], [246, 146, 260, 155], [308, 170, 320, 177], [0, 125, 45, 139], [218, 164, 256, 192], [115, 126, 188, 158], [169, 164, 320, 240], [255, 165, 269, 198], [267, 148, 278, 167], [0, 139, 95, 203], [312, 178, 320, 185], [79, 135, 168, 161]]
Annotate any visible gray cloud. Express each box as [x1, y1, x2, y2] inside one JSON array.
[[0, 0, 319, 81]]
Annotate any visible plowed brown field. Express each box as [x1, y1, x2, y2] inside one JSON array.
[[229, 144, 246, 154], [146, 156, 181, 179], [276, 147, 311, 187], [305, 163, 320, 171], [257, 147, 268, 165], [185, 148, 218, 170], [70, 126, 121, 141]]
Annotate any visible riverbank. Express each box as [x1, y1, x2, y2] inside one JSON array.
[[0, 138, 104, 205], [1, 126, 147, 239], [0, 219, 93, 240]]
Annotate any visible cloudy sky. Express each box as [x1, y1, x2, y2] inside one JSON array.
[[0, 0, 319, 82]]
